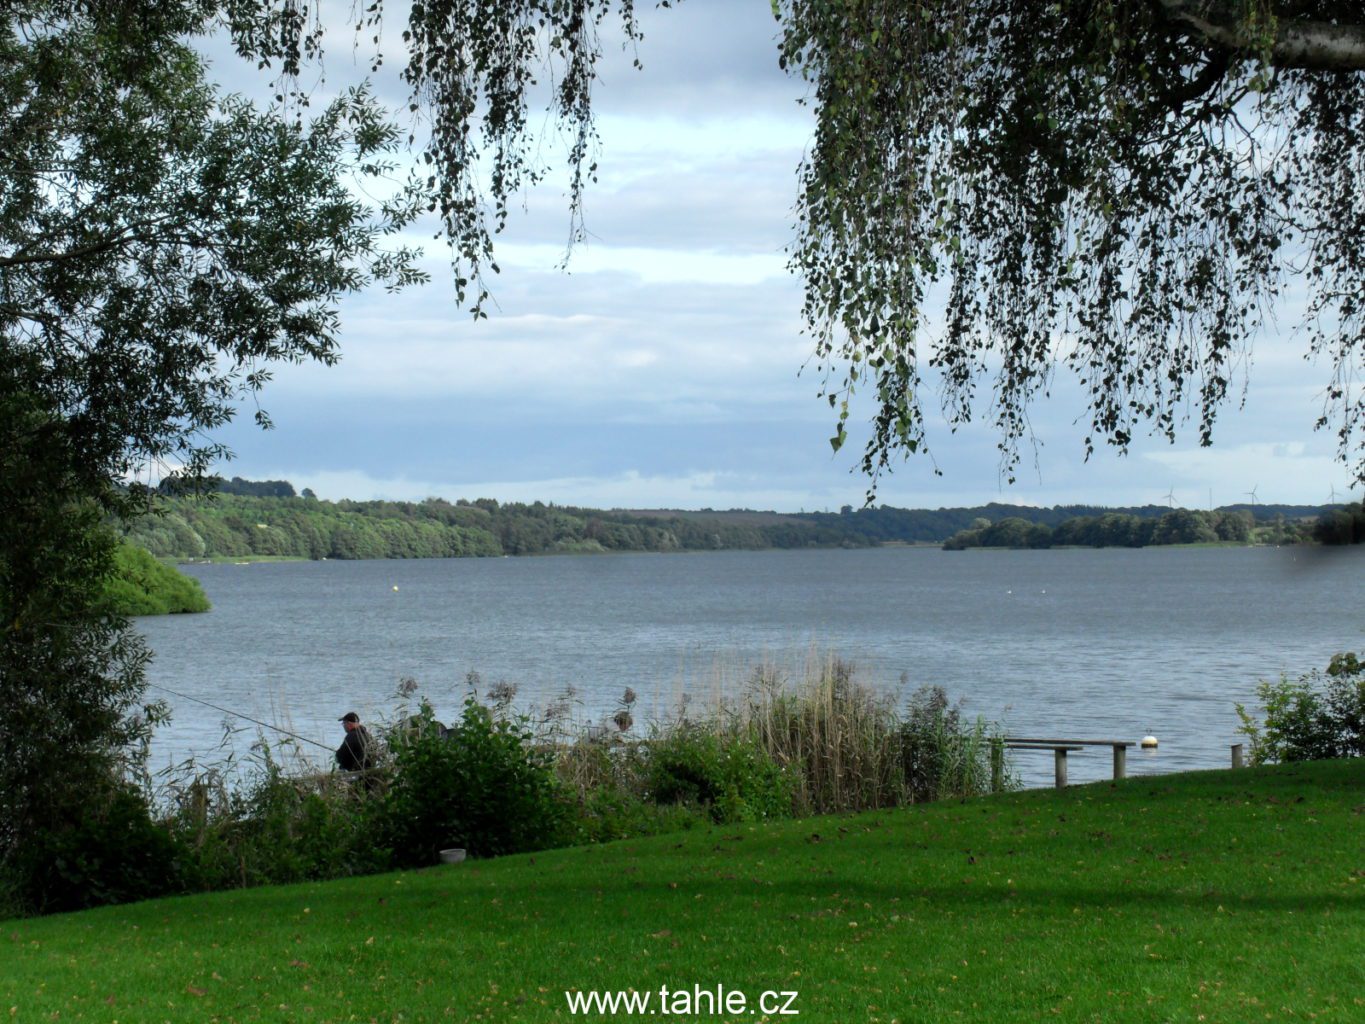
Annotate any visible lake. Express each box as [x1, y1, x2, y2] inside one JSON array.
[[136, 545, 1365, 787]]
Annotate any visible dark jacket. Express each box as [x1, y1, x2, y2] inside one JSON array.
[[336, 725, 376, 771]]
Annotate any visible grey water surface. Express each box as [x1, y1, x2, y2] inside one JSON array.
[[135, 545, 1365, 788]]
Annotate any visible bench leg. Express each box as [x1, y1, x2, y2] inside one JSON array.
[[1054, 748, 1068, 789], [1112, 744, 1126, 781]]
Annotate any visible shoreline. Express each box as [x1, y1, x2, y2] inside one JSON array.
[[173, 539, 1306, 566]]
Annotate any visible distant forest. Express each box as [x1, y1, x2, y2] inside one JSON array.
[[123, 479, 1363, 561]]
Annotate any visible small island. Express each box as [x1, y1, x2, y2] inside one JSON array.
[[102, 542, 210, 616], [942, 504, 1365, 550]]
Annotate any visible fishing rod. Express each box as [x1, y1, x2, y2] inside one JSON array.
[[146, 682, 335, 752]]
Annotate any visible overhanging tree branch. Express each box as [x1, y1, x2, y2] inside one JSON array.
[[1157, 1, 1365, 70], [0, 216, 179, 269], [773, 0, 1365, 494]]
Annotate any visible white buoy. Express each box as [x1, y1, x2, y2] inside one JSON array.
[[1141, 735, 1159, 749], [392, 585, 399, 592]]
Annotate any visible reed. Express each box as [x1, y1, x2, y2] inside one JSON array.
[[547, 653, 1004, 819]]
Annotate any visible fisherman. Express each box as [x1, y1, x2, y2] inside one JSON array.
[[335, 711, 377, 772]]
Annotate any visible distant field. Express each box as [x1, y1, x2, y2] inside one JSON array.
[[4, 760, 1363, 1022]]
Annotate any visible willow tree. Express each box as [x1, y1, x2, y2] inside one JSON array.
[[12, 0, 1363, 521], [770, 1, 1365, 493], [339, 1, 1365, 495]]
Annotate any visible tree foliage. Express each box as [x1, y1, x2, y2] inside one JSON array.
[[126, 488, 1331, 559], [232, 0, 1365, 497], [23, 2, 1361, 506], [397, 0, 662, 309], [772, 0, 1365, 494], [1312, 500, 1365, 544], [941, 506, 1268, 549], [0, 358, 157, 883], [102, 543, 210, 616], [11, 1, 1364, 503], [1, 2, 427, 486], [1, 0, 423, 905]]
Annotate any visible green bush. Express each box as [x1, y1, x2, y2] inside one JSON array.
[[2, 663, 1006, 918], [7, 784, 188, 914], [1323, 654, 1365, 751], [571, 785, 705, 844], [101, 542, 210, 615], [645, 728, 794, 824], [380, 699, 571, 864], [169, 764, 388, 890], [898, 685, 994, 803], [1237, 653, 1365, 764]]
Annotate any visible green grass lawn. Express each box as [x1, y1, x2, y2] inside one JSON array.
[[4, 761, 1363, 1023]]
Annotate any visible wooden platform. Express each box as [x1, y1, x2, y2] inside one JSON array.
[[993, 737, 1136, 789]]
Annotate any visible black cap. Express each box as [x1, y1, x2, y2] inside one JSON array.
[[340, 711, 360, 723]]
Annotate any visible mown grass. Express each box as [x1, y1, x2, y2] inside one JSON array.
[[4, 760, 1363, 1023]]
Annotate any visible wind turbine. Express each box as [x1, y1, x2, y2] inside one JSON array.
[[1245, 484, 1259, 508], [1164, 486, 1176, 509], [1329, 484, 1338, 505]]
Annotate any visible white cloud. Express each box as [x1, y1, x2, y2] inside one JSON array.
[[1142, 441, 1349, 506], [495, 243, 789, 285]]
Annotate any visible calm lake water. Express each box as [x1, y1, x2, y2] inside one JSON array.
[[136, 546, 1365, 787]]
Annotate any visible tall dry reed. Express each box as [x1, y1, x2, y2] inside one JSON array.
[[547, 653, 1005, 818]]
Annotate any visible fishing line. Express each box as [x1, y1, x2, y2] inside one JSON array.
[[146, 682, 334, 752]]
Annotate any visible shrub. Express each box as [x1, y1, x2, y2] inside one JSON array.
[[7, 784, 188, 914], [1237, 652, 1365, 764], [645, 728, 794, 823], [101, 542, 210, 615], [898, 685, 994, 803], [380, 699, 570, 864], [168, 763, 388, 890], [645, 728, 724, 807], [572, 785, 705, 844], [1322, 653, 1365, 755], [2, 662, 1006, 917]]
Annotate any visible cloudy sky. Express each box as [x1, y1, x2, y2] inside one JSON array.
[[198, 1, 1353, 512]]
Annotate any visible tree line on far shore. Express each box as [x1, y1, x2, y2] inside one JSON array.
[[944, 504, 1365, 550], [125, 492, 866, 561], [120, 482, 1361, 562]]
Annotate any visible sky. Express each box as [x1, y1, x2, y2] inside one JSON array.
[[195, 1, 1355, 512]]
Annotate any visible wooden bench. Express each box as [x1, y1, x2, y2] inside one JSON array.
[[992, 737, 1137, 790]]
